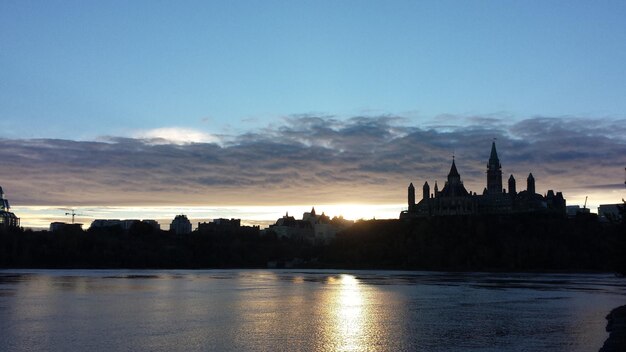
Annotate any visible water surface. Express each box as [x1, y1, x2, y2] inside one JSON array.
[[0, 270, 624, 351]]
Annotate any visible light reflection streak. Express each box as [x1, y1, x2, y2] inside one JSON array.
[[329, 274, 368, 352]]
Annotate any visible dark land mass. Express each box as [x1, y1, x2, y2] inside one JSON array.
[[1, 213, 625, 274], [600, 305, 626, 352]]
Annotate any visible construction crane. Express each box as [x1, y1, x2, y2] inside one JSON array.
[[60, 208, 86, 224]]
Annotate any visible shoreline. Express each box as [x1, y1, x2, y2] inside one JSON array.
[[0, 266, 621, 274]]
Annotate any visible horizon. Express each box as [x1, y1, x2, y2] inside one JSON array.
[[1, 1, 625, 228]]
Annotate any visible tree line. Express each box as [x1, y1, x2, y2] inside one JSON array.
[[1, 212, 624, 273]]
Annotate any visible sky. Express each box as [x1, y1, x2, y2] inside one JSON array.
[[1, 1, 625, 228]]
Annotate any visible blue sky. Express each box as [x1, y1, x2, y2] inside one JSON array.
[[1, 1, 625, 227], [2, 1, 626, 139]]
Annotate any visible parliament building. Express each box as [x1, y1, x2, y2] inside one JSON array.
[[400, 142, 566, 219]]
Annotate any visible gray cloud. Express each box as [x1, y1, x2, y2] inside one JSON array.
[[1, 115, 625, 207]]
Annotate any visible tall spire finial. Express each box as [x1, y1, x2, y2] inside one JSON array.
[[489, 140, 499, 164]]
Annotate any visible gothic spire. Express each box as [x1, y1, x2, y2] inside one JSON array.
[[489, 140, 500, 165], [487, 141, 503, 194]]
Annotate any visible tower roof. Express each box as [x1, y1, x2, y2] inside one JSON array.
[[489, 141, 499, 164], [448, 159, 460, 178]]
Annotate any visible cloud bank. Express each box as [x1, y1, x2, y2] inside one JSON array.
[[1, 115, 625, 209]]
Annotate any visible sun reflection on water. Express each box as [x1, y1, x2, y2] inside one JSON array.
[[328, 274, 368, 352]]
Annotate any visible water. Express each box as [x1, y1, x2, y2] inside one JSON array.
[[0, 270, 624, 352]]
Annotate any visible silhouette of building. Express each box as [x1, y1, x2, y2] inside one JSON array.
[[198, 218, 241, 231], [401, 142, 566, 218], [267, 207, 352, 244], [598, 203, 623, 222], [197, 218, 260, 236], [90, 219, 160, 231], [50, 222, 83, 232], [0, 186, 20, 229], [91, 219, 123, 229], [566, 205, 590, 217], [170, 214, 192, 235], [141, 220, 161, 230]]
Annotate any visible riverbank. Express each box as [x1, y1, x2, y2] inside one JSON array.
[[2, 215, 625, 272], [600, 305, 626, 351]]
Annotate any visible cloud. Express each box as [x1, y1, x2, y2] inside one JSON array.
[[132, 127, 222, 145], [0, 116, 625, 211]]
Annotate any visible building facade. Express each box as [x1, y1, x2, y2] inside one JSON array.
[[400, 142, 566, 219]]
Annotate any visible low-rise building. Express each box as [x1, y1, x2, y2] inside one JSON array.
[[197, 218, 259, 236], [90, 219, 160, 232], [566, 205, 590, 218], [141, 220, 161, 230], [598, 203, 624, 222], [50, 222, 83, 232]]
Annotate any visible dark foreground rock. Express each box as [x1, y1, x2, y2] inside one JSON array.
[[600, 305, 626, 352]]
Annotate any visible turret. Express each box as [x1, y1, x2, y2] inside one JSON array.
[[422, 181, 430, 200], [408, 183, 415, 209], [508, 174, 516, 195], [434, 181, 439, 197], [527, 173, 535, 194], [486, 141, 503, 194]]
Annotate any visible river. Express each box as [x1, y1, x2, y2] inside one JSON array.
[[0, 270, 624, 351]]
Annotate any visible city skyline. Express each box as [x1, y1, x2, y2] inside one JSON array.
[[1, 1, 626, 228], [4, 121, 624, 229]]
